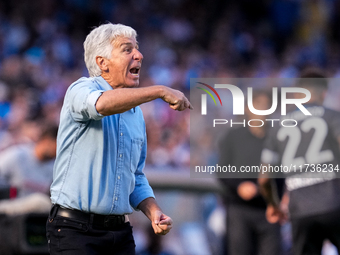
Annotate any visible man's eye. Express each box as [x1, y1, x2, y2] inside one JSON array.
[[124, 48, 132, 52]]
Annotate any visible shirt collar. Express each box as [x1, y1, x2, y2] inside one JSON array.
[[94, 76, 113, 91]]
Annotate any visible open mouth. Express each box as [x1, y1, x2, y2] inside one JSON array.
[[129, 67, 140, 76]]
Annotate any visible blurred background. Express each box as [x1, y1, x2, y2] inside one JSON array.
[[1, 0, 340, 254]]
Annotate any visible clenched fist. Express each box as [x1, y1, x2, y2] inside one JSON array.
[[160, 86, 193, 111]]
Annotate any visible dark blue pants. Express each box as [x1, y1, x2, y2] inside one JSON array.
[[225, 203, 282, 255], [46, 208, 135, 255]]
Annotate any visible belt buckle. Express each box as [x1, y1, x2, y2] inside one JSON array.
[[104, 215, 121, 227], [104, 216, 112, 227]]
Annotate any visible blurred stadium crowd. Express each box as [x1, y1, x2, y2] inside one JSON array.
[[1, 0, 340, 169], [1, 0, 340, 254]]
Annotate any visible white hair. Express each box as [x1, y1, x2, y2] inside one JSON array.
[[84, 23, 137, 77]]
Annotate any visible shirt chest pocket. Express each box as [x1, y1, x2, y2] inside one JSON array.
[[130, 138, 143, 173]]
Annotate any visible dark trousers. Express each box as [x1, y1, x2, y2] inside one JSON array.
[[225, 203, 282, 255], [46, 207, 135, 255], [291, 209, 340, 255]]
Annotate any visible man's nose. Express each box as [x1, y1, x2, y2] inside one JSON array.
[[133, 49, 143, 62]]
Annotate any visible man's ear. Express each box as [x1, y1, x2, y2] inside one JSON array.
[[96, 56, 108, 72]]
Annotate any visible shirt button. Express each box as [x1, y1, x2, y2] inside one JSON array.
[[115, 197, 118, 201], [119, 154, 122, 158], [120, 133, 123, 136], [118, 176, 120, 180]]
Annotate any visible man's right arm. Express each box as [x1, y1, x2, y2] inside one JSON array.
[[96, 85, 192, 116], [259, 176, 287, 224], [258, 126, 286, 224], [258, 176, 279, 206]]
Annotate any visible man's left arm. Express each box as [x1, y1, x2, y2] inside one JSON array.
[[129, 130, 173, 235]]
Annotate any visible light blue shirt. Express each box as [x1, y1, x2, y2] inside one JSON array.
[[50, 76, 155, 215]]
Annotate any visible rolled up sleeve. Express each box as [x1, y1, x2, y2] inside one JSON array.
[[86, 90, 105, 120], [129, 175, 155, 210], [67, 78, 105, 122]]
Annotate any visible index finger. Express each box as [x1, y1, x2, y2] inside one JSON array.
[[184, 99, 193, 110]]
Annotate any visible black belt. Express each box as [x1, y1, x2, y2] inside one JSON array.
[[53, 205, 127, 228]]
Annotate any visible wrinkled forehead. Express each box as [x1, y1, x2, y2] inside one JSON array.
[[112, 36, 137, 48]]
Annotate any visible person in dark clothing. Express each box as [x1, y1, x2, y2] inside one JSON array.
[[259, 68, 340, 255], [218, 90, 282, 255]]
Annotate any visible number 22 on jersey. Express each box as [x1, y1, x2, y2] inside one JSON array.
[[278, 117, 334, 166]]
